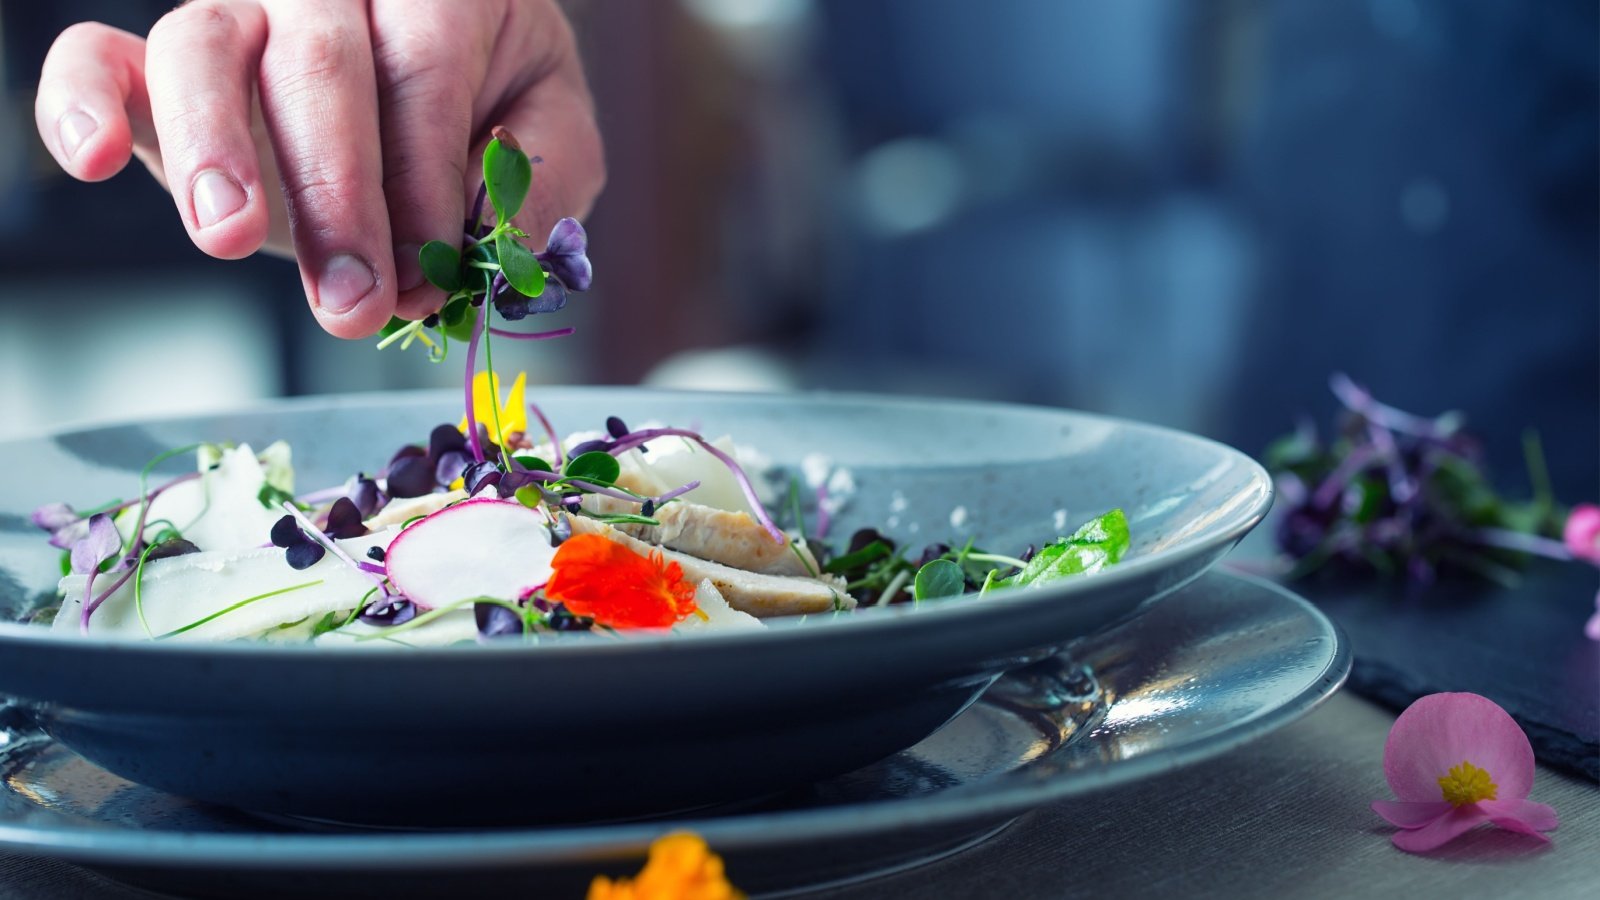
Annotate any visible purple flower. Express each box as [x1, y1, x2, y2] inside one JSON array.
[[538, 217, 591, 292]]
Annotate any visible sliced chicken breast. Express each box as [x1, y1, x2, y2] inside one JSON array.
[[580, 494, 819, 577]]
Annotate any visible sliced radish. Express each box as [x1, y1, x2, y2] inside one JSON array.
[[384, 498, 555, 608]]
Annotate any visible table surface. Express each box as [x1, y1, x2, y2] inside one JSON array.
[[1, 691, 1592, 900]]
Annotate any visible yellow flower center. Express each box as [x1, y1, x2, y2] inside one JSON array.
[[1437, 760, 1498, 806], [588, 832, 743, 900]]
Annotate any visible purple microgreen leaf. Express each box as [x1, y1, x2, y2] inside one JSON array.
[[386, 456, 436, 499], [31, 502, 78, 532], [475, 601, 525, 638], [463, 459, 503, 495], [70, 514, 120, 575], [285, 540, 326, 571], [360, 596, 417, 628], [324, 498, 368, 540], [428, 423, 467, 461], [270, 515, 302, 549], [348, 474, 388, 518], [434, 450, 471, 488]]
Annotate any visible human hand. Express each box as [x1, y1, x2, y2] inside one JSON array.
[[34, 0, 604, 338]]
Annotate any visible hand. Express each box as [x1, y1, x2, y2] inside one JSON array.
[[34, 0, 605, 338]]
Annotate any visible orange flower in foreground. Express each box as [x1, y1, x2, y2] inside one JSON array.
[[545, 534, 697, 628], [588, 832, 743, 900]]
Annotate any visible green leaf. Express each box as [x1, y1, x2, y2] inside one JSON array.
[[482, 138, 532, 223], [496, 233, 546, 297], [419, 241, 463, 292], [822, 540, 892, 574], [995, 508, 1130, 590], [514, 485, 544, 509], [564, 451, 621, 487], [441, 300, 478, 343], [913, 559, 965, 601], [513, 455, 553, 473], [378, 316, 410, 339], [257, 484, 298, 510]]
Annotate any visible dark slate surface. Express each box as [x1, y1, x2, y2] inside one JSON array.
[[1292, 561, 1598, 781]]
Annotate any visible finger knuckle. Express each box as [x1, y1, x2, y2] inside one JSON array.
[[263, 25, 361, 98], [149, 3, 241, 55]]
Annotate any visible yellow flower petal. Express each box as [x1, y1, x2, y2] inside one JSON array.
[[458, 370, 529, 449]]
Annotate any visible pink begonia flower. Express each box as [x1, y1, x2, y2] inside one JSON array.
[[1564, 504, 1600, 640], [1372, 693, 1559, 853]]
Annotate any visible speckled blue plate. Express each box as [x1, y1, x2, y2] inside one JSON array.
[[0, 389, 1271, 826]]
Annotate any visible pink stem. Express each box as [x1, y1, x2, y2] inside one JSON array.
[[1467, 527, 1575, 562], [606, 428, 784, 543], [527, 401, 565, 471]]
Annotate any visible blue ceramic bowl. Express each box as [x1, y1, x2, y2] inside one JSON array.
[[0, 389, 1271, 824]]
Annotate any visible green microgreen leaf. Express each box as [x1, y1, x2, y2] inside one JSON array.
[[483, 137, 532, 223], [419, 241, 464, 292], [514, 455, 554, 474], [913, 558, 965, 601], [514, 485, 545, 509], [564, 451, 621, 486], [257, 483, 299, 511], [440, 296, 478, 343], [496, 233, 546, 297], [994, 508, 1130, 591], [823, 540, 892, 574]]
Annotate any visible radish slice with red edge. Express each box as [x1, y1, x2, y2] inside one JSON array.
[[384, 498, 556, 609]]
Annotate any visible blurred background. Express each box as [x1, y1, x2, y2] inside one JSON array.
[[0, 0, 1594, 501]]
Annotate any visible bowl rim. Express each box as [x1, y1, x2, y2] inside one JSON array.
[[0, 386, 1273, 659]]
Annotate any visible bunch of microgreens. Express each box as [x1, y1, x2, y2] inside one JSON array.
[[1269, 374, 1585, 589]]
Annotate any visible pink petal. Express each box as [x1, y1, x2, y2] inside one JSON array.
[[1383, 693, 1534, 801], [1392, 805, 1488, 853], [1479, 798, 1559, 838], [1586, 591, 1600, 642], [1563, 504, 1600, 563], [1372, 800, 1454, 829]]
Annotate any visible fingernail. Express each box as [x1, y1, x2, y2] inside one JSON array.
[[316, 254, 377, 314], [58, 111, 98, 159], [395, 244, 423, 292], [193, 170, 247, 228]]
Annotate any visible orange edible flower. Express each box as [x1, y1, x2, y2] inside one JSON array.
[[545, 534, 697, 628], [588, 832, 743, 900]]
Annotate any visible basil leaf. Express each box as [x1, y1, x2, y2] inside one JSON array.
[[996, 508, 1129, 590]]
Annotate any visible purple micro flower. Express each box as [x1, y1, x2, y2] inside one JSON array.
[[538, 217, 591, 292]]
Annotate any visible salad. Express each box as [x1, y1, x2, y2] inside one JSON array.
[[29, 131, 1130, 646]]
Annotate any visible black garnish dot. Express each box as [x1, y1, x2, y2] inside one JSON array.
[[640, 499, 656, 518], [366, 546, 386, 562], [285, 541, 326, 571], [269, 515, 300, 548]]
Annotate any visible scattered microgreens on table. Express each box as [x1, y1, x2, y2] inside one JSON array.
[[1268, 373, 1600, 639]]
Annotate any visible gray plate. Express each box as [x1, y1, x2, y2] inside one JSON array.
[[0, 389, 1272, 824], [0, 571, 1347, 898]]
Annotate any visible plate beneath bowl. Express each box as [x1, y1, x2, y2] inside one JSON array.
[[0, 571, 1347, 898]]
